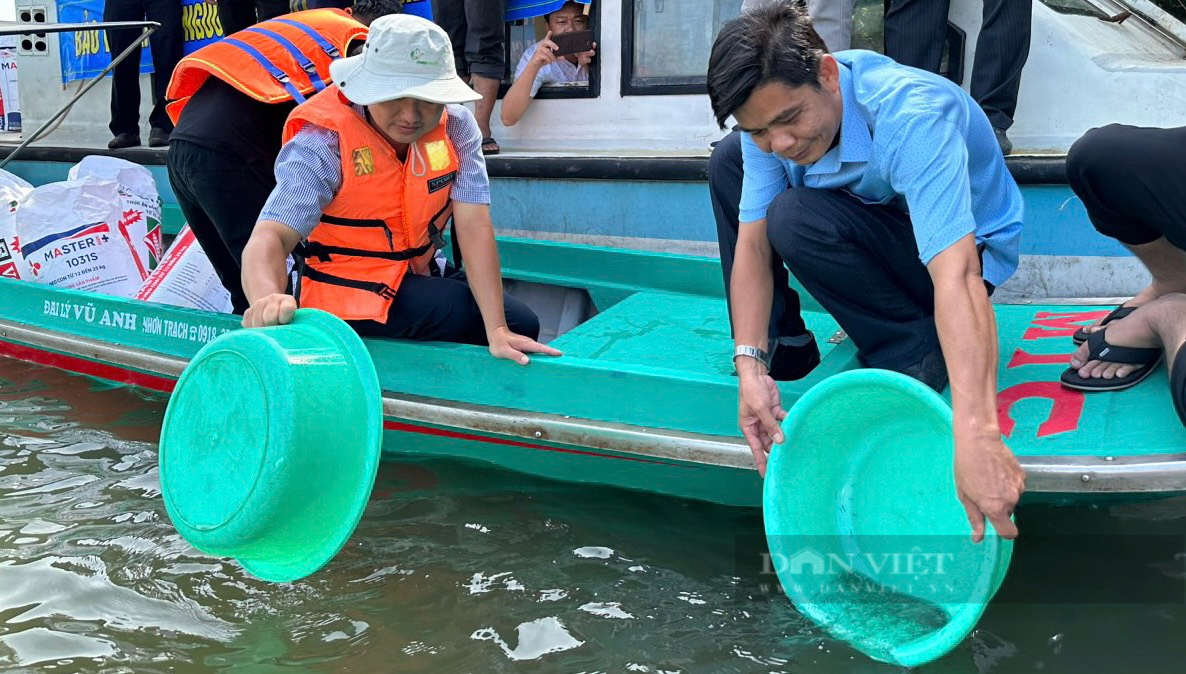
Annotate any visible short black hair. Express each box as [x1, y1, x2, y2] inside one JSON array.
[[707, 2, 827, 129], [352, 0, 403, 27], [545, 1, 585, 21]]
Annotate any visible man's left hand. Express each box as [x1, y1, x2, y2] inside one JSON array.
[[487, 326, 562, 365], [954, 433, 1025, 542], [577, 42, 597, 68]]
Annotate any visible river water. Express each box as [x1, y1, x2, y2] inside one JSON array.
[[1, 355, 1185, 673]]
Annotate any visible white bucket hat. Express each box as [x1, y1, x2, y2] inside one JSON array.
[[328, 14, 482, 106]]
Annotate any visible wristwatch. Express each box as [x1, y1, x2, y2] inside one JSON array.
[[733, 344, 771, 370]]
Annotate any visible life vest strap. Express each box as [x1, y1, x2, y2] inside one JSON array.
[[320, 214, 387, 228], [271, 17, 343, 59], [223, 38, 308, 103], [302, 266, 398, 300], [301, 240, 433, 262], [241, 26, 328, 93]]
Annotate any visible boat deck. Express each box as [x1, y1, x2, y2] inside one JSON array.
[[551, 291, 843, 378]]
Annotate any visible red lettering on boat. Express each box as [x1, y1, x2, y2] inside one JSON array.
[[997, 381, 1085, 438], [1022, 310, 1110, 340], [1007, 349, 1070, 367]]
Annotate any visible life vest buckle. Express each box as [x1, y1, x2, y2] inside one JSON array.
[[429, 226, 446, 251]]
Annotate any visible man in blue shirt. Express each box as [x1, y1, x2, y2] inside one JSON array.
[[707, 4, 1024, 541]]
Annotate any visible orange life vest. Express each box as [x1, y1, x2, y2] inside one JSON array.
[[283, 86, 460, 323], [165, 9, 368, 125]]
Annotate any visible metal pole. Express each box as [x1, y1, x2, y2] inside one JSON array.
[[0, 23, 159, 170]]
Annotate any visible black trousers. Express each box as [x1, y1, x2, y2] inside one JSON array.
[[217, 0, 290, 36], [304, 0, 352, 10], [708, 131, 809, 343], [104, 0, 185, 136], [709, 131, 942, 372], [430, 0, 507, 80], [347, 270, 541, 344], [884, 0, 1031, 130], [167, 139, 274, 314], [1067, 124, 1186, 251]]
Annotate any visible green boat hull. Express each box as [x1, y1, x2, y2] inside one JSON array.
[[2, 234, 1184, 507]]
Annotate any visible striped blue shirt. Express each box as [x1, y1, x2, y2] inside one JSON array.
[[738, 50, 1023, 287], [259, 103, 491, 239]]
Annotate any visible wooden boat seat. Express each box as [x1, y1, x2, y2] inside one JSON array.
[[549, 291, 846, 379]]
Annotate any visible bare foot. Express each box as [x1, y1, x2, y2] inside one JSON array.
[[1077, 285, 1162, 339], [1069, 302, 1161, 381]]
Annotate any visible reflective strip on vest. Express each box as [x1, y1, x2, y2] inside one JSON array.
[[271, 18, 342, 59], [241, 26, 327, 93], [221, 38, 307, 103]]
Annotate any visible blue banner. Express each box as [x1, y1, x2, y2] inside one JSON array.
[[57, 0, 224, 84], [506, 0, 590, 22], [401, 0, 433, 20]]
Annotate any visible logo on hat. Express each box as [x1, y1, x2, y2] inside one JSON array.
[[352, 147, 375, 176], [409, 47, 439, 66]]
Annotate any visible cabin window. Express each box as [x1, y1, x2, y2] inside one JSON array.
[[500, 2, 601, 100], [622, 0, 743, 95], [620, 0, 967, 95]]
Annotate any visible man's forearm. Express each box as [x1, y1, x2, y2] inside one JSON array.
[[500, 64, 541, 126], [453, 213, 508, 335], [731, 225, 776, 376], [242, 222, 296, 306], [933, 274, 1001, 439]]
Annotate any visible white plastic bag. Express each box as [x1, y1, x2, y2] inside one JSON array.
[[16, 177, 146, 296], [68, 155, 163, 277], [0, 168, 32, 280], [135, 225, 233, 313]]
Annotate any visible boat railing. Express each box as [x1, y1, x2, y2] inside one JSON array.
[[0, 20, 160, 170]]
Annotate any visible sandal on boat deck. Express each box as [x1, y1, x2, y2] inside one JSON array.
[[1060, 329, 1163, 392], [1072, 304, 1138, 344], [481, 137, 500, 155]]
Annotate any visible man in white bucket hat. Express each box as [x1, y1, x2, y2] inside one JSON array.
[[241, 14, 559, 365]]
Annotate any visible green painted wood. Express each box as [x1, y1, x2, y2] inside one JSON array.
[[3, 239, 1183, 504], [551, 292, 844, 378], [382, 426, 764, 507], [990, 304, 1186, 458], [3, 277, 239, 358]]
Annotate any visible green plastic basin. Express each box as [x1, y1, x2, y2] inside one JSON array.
[[159, 309, 382, 582], [763, 369, 1012, 667]]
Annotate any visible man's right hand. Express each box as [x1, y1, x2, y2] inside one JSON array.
[[242, 294, 297, 328], [738, 368, 787, 477], [529, 31, 560, 68]]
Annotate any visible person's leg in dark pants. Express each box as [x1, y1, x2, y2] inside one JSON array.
[[883, 0, 951, 73], [767, 187, 948, 389], [1066, 125, 1186, 337], [708, 130, 817, 380], [431, 0, 470, 77], [217, 0, 258, 36], [145, 0, 185, 141], [104, 0, 147, 144], [167, 140, 275, 313], [971, 0, 1031, 134], [347, 272, 541, 344], [463, 0, 506, 151]]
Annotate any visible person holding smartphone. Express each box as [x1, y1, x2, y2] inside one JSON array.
[[500, 1, 595, 127]]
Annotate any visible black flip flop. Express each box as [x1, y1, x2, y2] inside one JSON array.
[[1072, 305, 1138, 344], [1172, 340, 1186, 428], [481, 137, 500, 156], [1061, 329, 1163, 391]]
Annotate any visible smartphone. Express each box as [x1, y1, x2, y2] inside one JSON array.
[[551, 30, 594, 57]]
